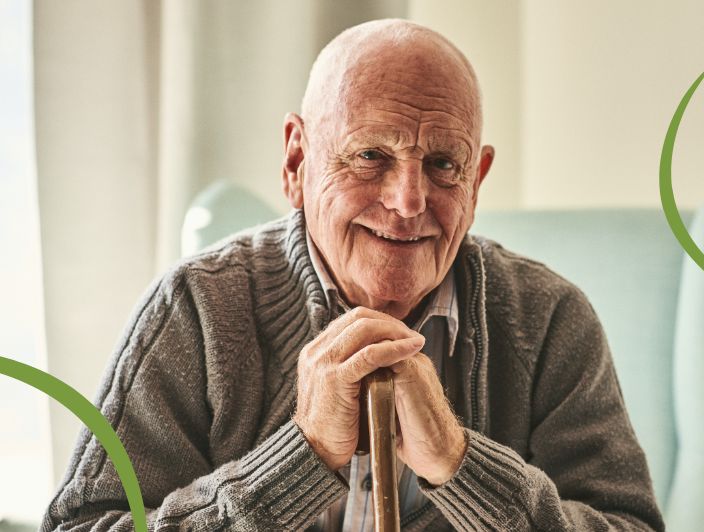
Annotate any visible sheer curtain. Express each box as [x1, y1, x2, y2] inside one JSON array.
[[0, 0, 53, 524], [33, 0, 407, 488]]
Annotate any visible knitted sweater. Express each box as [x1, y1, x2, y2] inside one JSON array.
[[42, 210, 664, 531]]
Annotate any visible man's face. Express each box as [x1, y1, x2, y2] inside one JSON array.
[[284, 45, 493, 319]]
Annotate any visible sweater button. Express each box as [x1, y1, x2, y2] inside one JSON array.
[[362, 473, 373, 491]]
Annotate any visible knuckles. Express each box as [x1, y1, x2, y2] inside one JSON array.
[[357, 344, 375, 365], [349, 306, 373, 320], [350, 316, 374, 332]]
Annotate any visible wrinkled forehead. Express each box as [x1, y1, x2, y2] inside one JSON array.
[[342, 56, 476, 137], [347, 61, 475, 120], [352, 40, 474, 96]]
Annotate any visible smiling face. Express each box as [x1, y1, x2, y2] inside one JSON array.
[[283, 22, 494, 320]]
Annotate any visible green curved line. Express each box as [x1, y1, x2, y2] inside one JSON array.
[[0, 355, 147, 531], [659, 71, 704, 272]]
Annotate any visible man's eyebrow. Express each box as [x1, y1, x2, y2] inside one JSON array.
[[339, 128, 473, 161], [427, 134, 472, 161], [340, 129, 402, 150]]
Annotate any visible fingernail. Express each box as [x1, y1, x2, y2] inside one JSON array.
[[411, 335, 425, 346]]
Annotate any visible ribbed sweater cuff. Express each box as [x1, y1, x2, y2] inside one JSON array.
[[419, 429, 531, 530], [239, 419, 348, 529]]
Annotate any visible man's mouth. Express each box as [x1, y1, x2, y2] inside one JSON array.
[[362, 226, 427, 244]]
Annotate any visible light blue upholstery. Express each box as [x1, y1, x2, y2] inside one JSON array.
[[471, 207, 704, 530], [183, 188, 704, 529], [181, 180, 280, 256]]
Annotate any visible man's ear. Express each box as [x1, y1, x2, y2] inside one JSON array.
[[471, 145, 495, 208], [282, 112, 306, 209]]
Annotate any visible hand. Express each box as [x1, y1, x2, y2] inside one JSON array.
[[391, 353, 467, 486], [293, 307, 425, 471]]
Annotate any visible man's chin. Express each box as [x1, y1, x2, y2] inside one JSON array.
[[354, 278, 429, 314]]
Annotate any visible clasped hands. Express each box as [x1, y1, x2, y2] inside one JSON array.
[[293, 307, 467, 486]]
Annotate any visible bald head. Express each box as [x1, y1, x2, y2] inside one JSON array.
[[301, 19, 483, 144]]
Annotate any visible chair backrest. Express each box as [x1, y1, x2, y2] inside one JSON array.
[[471, 208, 699, 522], [665, 206, 704, 531], [181, 180, 280, 257]]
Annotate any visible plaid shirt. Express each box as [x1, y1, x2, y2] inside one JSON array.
[[306, 231, 459, 531]]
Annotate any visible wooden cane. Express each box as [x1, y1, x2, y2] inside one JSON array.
[[364, 368, 401, 532]]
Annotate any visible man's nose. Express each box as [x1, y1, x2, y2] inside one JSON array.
[[381, 160, 427, 218]]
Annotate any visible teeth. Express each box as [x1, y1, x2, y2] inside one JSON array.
[[370, 229, 421, 242]]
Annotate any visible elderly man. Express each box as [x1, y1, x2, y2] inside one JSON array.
[[43, 19, 663, 531]]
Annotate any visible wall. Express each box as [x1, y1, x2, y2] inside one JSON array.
[[520, 0, 703, 209]]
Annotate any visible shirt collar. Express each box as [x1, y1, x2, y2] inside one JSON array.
[[305, 229, 350, 314], [414, 267, 459, 358], [305, 228, 459, 356]]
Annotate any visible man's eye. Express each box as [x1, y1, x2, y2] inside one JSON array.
[[430, 158, 454, 170], [359, 149, 385, 161], [352, 149, 388, 179], [426, 157, 462, 187]]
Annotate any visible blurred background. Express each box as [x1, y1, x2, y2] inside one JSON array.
[[1, 0, 702, 526]]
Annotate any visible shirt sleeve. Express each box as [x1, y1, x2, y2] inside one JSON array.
[[41, 272, 347, 531], [419, 288, 665, 531]]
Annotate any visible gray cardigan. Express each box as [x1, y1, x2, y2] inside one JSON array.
[[42, 210, 664, 531]]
